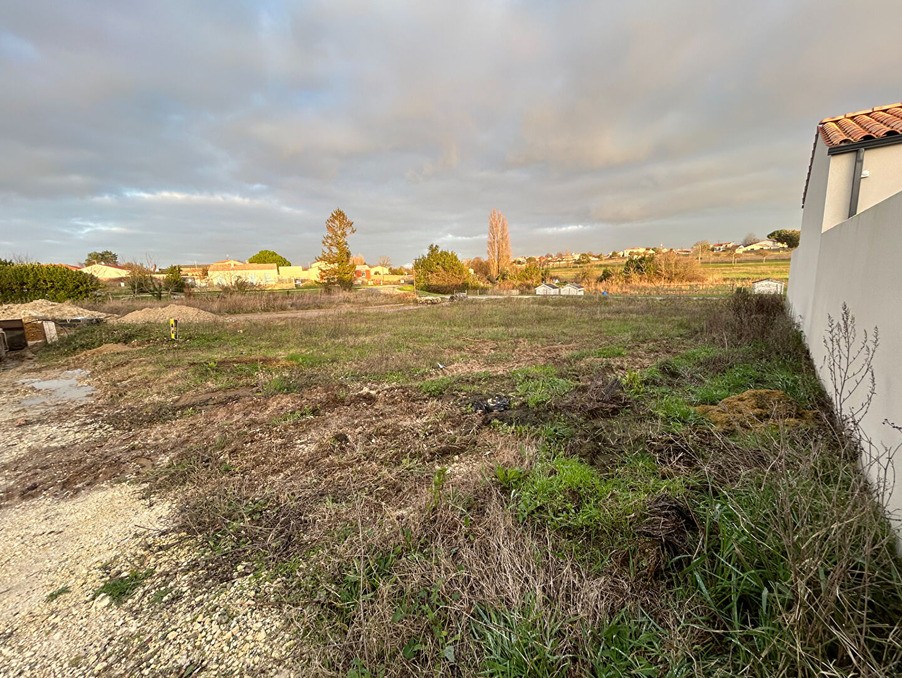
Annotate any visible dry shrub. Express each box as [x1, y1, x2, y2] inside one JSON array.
[[704, 288, 805, 359]]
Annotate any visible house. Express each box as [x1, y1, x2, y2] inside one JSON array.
[[711, 241, 737, 252], [80, 263, 131, 281], [788, 101, 902, 529], [560, 283, 585, 296], [618, 247, 654, 258], [354, 264, 372, 282], [207, 260, 278, 287], [735, 239, 788, 253], [535, 283, 560, 296], [751, 278, 785, 295]]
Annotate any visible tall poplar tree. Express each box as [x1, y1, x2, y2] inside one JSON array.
[[487, 209, 511, 279], [319, 208, 357, 290]]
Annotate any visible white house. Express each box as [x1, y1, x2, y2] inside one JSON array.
[[735, 239, 788, 253], [560, 283, 585, 296], [535, 283, 560, 296], [751, 278, 785, 295], [788, 101, 902, 529]]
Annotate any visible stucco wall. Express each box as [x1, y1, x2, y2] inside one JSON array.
[[790, 188, 902, 525]]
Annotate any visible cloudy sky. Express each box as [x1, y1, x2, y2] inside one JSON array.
[[1, 1, 900, 267]]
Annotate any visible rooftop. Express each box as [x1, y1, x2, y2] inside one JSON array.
[[818, 103, 902, 148]]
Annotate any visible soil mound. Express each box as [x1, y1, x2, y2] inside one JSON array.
[[696, 389, 816, 433], [113, 305, 221, 324], [0, 299, 111, 322], [79, 343, 135, 357]]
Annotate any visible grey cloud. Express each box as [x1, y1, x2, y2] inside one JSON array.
[[2, 0, 901, 265]]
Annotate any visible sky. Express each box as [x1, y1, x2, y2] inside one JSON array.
[[1, 1, 900, 267]]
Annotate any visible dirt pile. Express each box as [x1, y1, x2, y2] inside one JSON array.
[[0, 299, 111, 322], [696, 389, 817, 433], [113, 305, 221, 324]]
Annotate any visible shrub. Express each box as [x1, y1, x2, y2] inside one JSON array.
[[0, 264, 101, 303]]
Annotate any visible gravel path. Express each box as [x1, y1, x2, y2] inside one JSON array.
[[0, 354, 300, 676]]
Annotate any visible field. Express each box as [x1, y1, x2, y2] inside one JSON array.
[[1, 295, 900, 676], [549, 254, 791, 292]]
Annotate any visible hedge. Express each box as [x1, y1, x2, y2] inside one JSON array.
[[0, 264, 102, 303]]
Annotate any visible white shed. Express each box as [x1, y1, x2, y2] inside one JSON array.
[[560, 283, 585, 296], [535, 283, 560, 296], [751, 279, 785, 295]]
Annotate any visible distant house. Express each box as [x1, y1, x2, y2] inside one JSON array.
[[207, 260, 278, 287], [711, 241, 737, 252], [618, 247, 654, 258], [535, 283, 560, 296], [751, 279, 785, 295], [735, 239, 788, 254], [80, 263, 131, 281], [560, 283, 585, 296]]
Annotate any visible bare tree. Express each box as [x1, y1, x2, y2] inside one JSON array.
[[377, 256, 391, 284], [487, 209, 511, 279]]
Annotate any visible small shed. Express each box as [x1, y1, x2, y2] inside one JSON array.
[[535, 283, 560, 296], [560, 283, 585, 296], [751, 279, 785, 295]]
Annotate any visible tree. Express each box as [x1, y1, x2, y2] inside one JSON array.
[[486, 209, 511, 279], [376, 256, 391, 284], [692, 240, 712, 263], [124, 262, 163, 300], [84, 250, 119, 266], [510, 261, 546, 289], [467, 257, 492, 282], [248, 249, 291, 267], [414, 244, 471, 293], [742, 233, 759, 247], [767, 229, 801, 249], [319, 208, 357, 290], [162, 265, 185, 294], [0, 264, 101, 303]]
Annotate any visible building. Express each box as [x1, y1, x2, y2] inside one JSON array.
[[207, 260, 278, 287], [788, 101, 902, 529], [80, 263, 131, 281], [751, 278, 785, 295], [535, 283, 560, 296], [560, 283, 585, 296], [735, 239, 788, 253]]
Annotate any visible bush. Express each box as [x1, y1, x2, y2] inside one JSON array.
[[413, 244, 471, 294], [0, 264, 101, 303]]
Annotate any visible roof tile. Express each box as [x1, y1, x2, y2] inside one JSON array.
[[817, 102, 902, 147]]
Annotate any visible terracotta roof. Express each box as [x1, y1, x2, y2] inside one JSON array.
[[208, 262, 277, 271], [817, 102, 902, 148], [803, 102, 902, 207]]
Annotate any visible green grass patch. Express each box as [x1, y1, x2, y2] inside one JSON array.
[[94, 569, 154, 603], [45, 585, 71, 602], [513, 366, 575, 408]]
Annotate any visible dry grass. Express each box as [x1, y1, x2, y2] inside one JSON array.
[[81, 288, 413, 316], [18, 294, 902, 675]]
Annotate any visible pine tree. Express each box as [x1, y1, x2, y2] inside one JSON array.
[[319, 209, 357, 290]]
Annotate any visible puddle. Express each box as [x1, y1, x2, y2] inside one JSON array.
[[20, 369, 95, 406]]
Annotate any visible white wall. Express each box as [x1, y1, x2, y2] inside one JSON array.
[[791, 188, 902, 524]]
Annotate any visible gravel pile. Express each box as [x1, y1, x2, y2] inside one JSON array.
[[113, 305, 221, 324], [0, 299, 111, 322]]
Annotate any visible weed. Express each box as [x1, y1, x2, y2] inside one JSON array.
[[45, 585, 71, 602], [472, 604, 568, 677], [513, 365, 575, 407], [419, 376, 457, 397], [94, 569, 154, 603], [263, 373, 303, 394]]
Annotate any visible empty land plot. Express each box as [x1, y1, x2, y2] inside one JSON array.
[[2, 296, 900, 676]]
